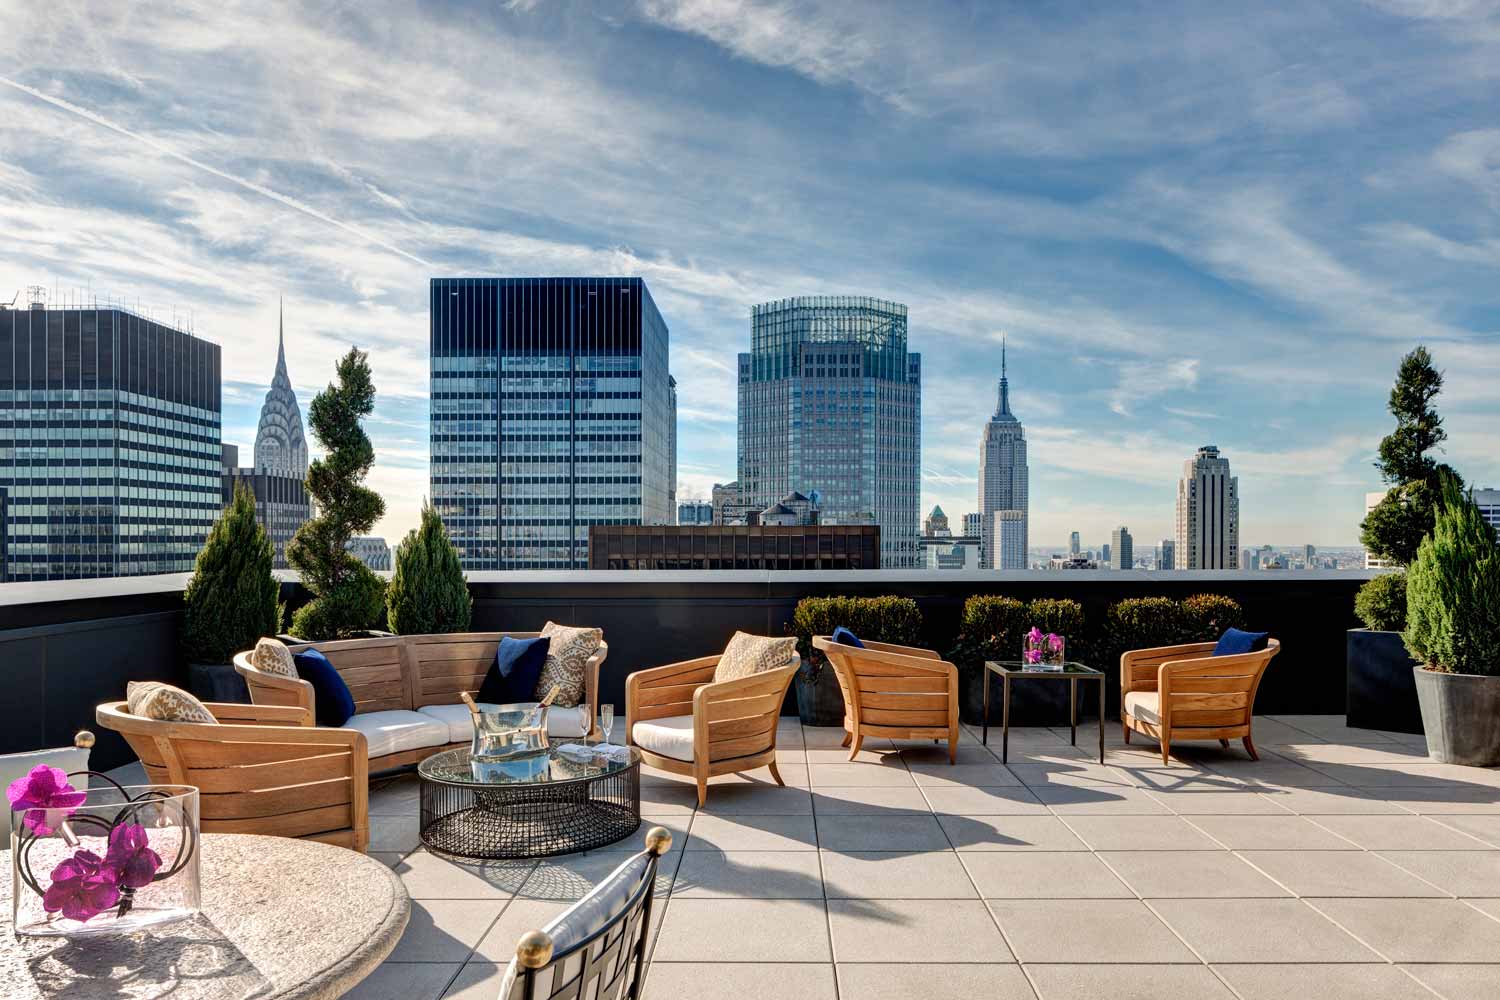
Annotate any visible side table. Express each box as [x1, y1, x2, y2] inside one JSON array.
[[982, 660, 1106, 764]]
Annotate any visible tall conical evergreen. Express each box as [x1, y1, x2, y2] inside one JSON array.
[[387, 501, 472, 635], [287, 347, 387, 639], [182, 482, 282, 663], [1404, 475, 1500, 675]]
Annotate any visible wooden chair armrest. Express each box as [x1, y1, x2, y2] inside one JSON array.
[[626, 657, 722, 739], [583, 642, 609, 739], [204, 702, 314, 727], [858, 639, 940, 659], [690, 660, 799, 706], [630, 656, 721, 687], [814, 637, 953, 677]]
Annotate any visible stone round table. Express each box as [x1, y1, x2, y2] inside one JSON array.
[[1, 833, 410, 1000]]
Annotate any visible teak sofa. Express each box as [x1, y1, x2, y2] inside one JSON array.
[[812, 636, 961, 763], [1120, 639, 1281, 764]]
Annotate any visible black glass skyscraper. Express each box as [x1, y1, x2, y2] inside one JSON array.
[[429, 277, 672, 569], [0, 301, 222, 580]]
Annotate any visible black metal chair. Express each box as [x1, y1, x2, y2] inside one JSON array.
[[500, 826, 672, 1000]]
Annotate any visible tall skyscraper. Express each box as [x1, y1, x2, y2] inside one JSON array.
[[1304, 543, 1317, 570], [978, 340, 1028, 569], [923, 505, 950, 537], [962, 512, 982, 538], [1158, 539, 1175, 570], [1101, 542, 1111, 566], [222, 301, 311, 568], [1111, 526, 1133, 569], [667, 374, 678, 523], [1069, 531, 1081, 557], [1176, 445, 1239, 569], [737, 296, 921, 567], [429, 277, 673, 569], [0, 298, 221, 580], [995, 509, 1027, 570]]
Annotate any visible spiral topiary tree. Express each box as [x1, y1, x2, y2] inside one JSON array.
[[181, 482, 282, 663], [1404, 475, 1500, 675], [287, 347, 387, 640], [387, 501, 471, 635]]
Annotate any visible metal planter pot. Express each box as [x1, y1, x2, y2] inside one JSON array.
[[1346, 630, 1422, 734], [1414, 667, 1500, 766], [795, 662, 845, 727]]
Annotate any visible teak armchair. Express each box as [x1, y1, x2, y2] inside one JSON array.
[[96, 700, 371, 851], [812, 636, 961, 763], [625, 650, 799, 807], [1120, 639, 1281, 765]]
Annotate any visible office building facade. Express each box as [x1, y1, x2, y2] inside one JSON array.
[[1477, 488, 1499, 538], [1111, 526, 1133, 569], [429, 277, 673, 569], [962, 512, 982, 538], [346, 535, 391, 571], [1069, 531, 1081, 557], [978, 343, 1028, 569], [1176, 445, 1239, 570], [588, 523, 879, 570], [738, 296, 920, 567], [678, 499, 713, 525], [222, 445, 309, 570], [1158, 539, 1175, 570], [0, 301, 221, 580], [923, 504, 951, 537]]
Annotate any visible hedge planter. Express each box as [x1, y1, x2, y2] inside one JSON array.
[[1415, 667, 1500, 766], [795, 663, 845, 727], [187, 662, 251, 704], [960, 667, 1081, 728], [1346, 630, 1422, 735]]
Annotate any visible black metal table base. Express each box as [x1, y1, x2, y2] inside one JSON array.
[[981, 667, 1106, 765], [420, 762, 641, 860]]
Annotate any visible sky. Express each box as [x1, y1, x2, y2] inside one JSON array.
[[2, 0, 1497, 550]]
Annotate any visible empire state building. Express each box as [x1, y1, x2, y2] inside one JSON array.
[[978, 341, 1028, 569]]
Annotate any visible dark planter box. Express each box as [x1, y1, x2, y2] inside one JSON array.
[[1346, 629, 1422, 734]]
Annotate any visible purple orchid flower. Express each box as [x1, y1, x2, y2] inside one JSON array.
[[1025, 626, 1043, 643], [1047, 633, 1064, 652], [1023, 648, 1041, 664], [42, 850, 120, 922], [105, 823, 162, 889], [7, 764, 87, 836]]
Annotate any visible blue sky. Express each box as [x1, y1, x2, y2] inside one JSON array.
[[2, 0, 1497, 548]]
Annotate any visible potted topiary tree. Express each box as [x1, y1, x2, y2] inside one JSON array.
[[181, 483, 283, 701], [286, 348, 387, 640], [1350, 346, 1461, 734], [387, 501, 472, 634]]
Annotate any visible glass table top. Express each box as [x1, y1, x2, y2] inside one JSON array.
[[418, 742, 640, 788], [985, 660, 1102, 676]]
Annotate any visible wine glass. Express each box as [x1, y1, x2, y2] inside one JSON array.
[[600, 704, 615, 745]]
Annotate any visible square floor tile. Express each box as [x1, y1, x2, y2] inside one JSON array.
[[686, 813, 817, 851], [1376, 850, 1500, 895], [1430, 813, 1500, 846], [369, 813, 422, 853], [1310, 897, 1500, 962], [1255, 786, 1410, 814], [939, 814, 1089, 852], [836, 964, 1033, 999], [1312, 814, 1494, 850], [697, 784, 813, 815], [1033, 785, 1171, 814], [471, 899, 570, 963], [822, 850, 978, 898], [1025, 964, 1235, 1000], [1100, 850, 1288, 898], [1212, 963, 1433, 1000], [644, 962, 837, 1000], [672, 851, 824, 898], [1382, 788, 1500, 813], [654, 899, 831, 962], [1149, 898, 1380, 963], [989, 899, 1198, 963], [897, 744, 1000, 765], [1185, 815, 1355, 850], [962, 851, 1133, 898], [1008, 762, 1138, 788], [518, 853, 678, 901], [810, 787, 933, 815], [817, 814, 950, 852], [1145, 790, 1292, 815], [829, 899, 1012, 962], [345, 963, 459, 1000], [387, 899, 507, 962], [807, 763, 916, 787], [1061, 815, 1222, 851], [440, 962, 502, 1000], [908, 764, 1023, 787], [394, 850, 530, 899], [921, 786, 1048, 815], [1402, 963, 1500, 1000], [1239, 850, 1445, 897]]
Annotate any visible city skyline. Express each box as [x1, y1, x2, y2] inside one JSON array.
[[2, 2, 1498, 548]]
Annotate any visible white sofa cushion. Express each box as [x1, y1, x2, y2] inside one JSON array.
[[417, 703, 593, 744], [631, 715, 695, 762], [1123, 691, 1161, 725], [342, 710, 451, 759]]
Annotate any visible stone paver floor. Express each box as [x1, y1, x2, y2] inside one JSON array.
[[341, 716, 1500, 1000]]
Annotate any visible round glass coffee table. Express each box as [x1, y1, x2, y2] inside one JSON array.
[[417, 743, 641, 860]]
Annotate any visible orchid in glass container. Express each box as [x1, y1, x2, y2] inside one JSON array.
[[1022, 627, 1067, 671]]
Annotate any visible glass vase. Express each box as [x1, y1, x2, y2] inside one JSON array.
[[11, 779, 200, 937], [1022, 633, 1066, 671]]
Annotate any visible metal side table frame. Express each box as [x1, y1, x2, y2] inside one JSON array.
[[981, 660, 1105, 764]]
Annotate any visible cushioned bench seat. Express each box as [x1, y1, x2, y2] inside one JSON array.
[[344, 710, 451, 759]]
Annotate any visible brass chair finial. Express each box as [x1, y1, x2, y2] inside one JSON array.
[[74, 730, 96, 749], [645, 825, 673, 856], [516, 929, 554, 969]]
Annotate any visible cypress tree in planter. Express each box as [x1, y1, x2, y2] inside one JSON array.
[[181, 483, 283, 700], [287, 348, 387, 640], [1407, 477, 1500, 765], [387, 502, 472, 635]]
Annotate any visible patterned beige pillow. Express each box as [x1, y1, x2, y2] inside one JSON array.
[[126, 681, 218, 724], [713, 632, 797, 683], [535, 622, 602, 708], [251, 637, 297, 678]]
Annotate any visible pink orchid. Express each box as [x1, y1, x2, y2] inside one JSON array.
[[1047, 633, 1064, 652], [1025, 626, 1043, 643], [1023, 649, 1041, 664], [42, 850, 120, 922], [7, 764, 86, 836], [105, 823, 162, 889]]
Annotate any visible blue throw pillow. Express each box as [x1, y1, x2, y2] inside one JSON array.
[[830, 626, 865, 648], [294, 648, 357, 728], [1212, 628, 1270, 656], [479, 636, 550, 705]]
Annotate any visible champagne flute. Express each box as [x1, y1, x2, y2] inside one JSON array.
[[600, 703, 615, 745]]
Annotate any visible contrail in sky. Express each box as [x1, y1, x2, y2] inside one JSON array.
[[0, 75, 432, 268]]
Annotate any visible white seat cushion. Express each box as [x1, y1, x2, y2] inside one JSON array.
[[631, 715, 695, 762], [1124, 691, 1161, 725], [342, 710, 451, 759], [417, 703, 593, 743]]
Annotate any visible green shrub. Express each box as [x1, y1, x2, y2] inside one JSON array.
[[791, 596, 924, 674], [1355, 572, 1408, 632], [959, 595, 1028, 649], [387, 502, 471, 634], [1404, 478, 1500, 675], [1105, 596, 1183, 658], [949, 596, 1087, 673], [181, 483, 282, 663], [1180, 593, 1245, 641]]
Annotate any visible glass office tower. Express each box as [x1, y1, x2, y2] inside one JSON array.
[[0, 301, 222, 580], [430, 277, 672, 570], [738, 296, 921, 567]]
